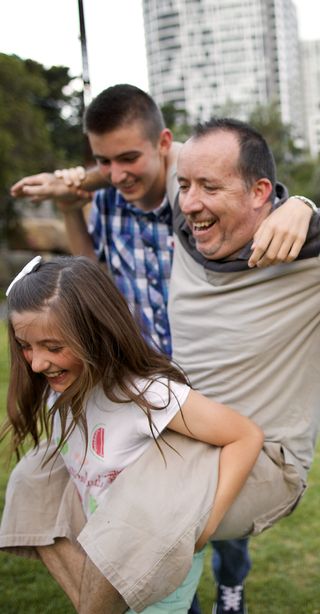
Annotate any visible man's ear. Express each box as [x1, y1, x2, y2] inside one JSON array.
[[252, 178, 273, 210], [158, 129, 173, 155]]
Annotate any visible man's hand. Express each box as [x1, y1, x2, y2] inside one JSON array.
[[248, 197, 314, 268], [10, 172, 92, 205]]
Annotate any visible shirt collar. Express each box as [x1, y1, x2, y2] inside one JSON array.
[[115, 189, 171, 221]]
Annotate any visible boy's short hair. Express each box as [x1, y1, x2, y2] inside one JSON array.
[[84, 84, 165, 144]]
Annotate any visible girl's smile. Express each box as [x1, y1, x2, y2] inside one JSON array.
[[11, 309, 83, 392]]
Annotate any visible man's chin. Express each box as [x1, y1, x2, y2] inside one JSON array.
[[195, 241, 221, 260]]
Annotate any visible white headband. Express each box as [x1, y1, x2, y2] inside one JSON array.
[[6, 255, 42, 297]]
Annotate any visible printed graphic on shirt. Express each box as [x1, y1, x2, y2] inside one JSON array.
[[89, 494, 98, 515], [55, 437, 69, 455], [90, 424, 106, 459]]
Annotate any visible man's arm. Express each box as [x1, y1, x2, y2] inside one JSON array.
[[57, 202, 97, 261], [10, 168, 107, 261], [10, 166, 107, 203]]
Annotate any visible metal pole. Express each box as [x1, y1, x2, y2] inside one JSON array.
[[78, 0, 92, 108]]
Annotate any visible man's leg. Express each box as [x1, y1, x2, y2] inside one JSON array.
[[211, 539, 250, 614], [37, 538, 128, 614], [188, 593, 202, 614], [79, 552, 128, 614]]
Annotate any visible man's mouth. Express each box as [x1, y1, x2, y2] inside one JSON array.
[[118, 179, 138, 191], [191, 219, 216, 232]]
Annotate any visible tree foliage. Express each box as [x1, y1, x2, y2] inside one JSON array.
[[161, 102, 192, 142], [248, 102, 320, 203], [0, 53, 85, 244]]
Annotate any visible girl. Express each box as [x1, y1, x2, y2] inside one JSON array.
[[2, 255, 263, 613]]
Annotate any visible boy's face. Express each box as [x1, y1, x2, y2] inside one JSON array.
[[88, 121, 172, 211]]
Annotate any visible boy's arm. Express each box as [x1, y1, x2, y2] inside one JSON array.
[[10, 166, 107, 203], [249, 196, 317, 268]]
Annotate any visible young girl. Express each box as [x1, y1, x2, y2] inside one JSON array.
[[2, 255, 263, 613]]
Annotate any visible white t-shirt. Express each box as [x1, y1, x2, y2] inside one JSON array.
[[52, 377, 190, 518]]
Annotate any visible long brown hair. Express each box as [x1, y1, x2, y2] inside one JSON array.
[[3, 256, 188, 458]]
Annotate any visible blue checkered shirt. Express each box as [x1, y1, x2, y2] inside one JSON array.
[[88, 187, 174, 356]]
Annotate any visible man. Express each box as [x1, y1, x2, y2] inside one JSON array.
[[6, 88, 315, 614], [169, 117, 320, 612]]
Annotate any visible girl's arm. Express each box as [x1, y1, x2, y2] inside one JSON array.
[[167, 389, 264, 548]]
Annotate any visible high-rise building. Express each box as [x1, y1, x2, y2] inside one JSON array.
[[301, 40, 320, 157], [142, 0, 304, 137]]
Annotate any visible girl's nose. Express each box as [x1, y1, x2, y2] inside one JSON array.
[[31, 351, 51, 373]]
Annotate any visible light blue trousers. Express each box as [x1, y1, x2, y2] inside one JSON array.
[[128, 550, 205, 613]]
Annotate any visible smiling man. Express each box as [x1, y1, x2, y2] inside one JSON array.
[[177, 127, 275, 261], [170, 117, 320, 613]]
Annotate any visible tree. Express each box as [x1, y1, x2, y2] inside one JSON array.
[[0, 53, 85, 245], [247, 102, 319, 201], [161, 102, 192, 142]]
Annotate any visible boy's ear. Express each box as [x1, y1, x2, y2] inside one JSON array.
[[252, 178, 273, 210], [158, 129, 173, 155]]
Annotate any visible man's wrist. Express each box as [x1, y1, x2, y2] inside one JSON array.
[[290, 195, 318, 214]]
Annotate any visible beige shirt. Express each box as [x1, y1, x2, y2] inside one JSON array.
[[169, 237, 320, 479]]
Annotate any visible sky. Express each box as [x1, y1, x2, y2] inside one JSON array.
[[0, 0, 319, 100]]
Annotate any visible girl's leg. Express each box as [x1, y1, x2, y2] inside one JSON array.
[[128, 551, 205, 614]]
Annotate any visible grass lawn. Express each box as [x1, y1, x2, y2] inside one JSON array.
[[0, 320, 319, 613]]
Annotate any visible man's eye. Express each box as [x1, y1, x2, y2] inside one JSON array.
[[96, 158, 110, 166], [179, 184, 189, 192], [204, 186, 216, 193], [121, 155, 139, 162]]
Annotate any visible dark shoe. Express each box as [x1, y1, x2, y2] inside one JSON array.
[[213, 584, 248, 613]]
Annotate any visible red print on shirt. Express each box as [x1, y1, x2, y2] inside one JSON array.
[[91, 425, 105, 458]]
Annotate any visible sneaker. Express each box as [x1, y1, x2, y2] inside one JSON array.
[[212, 584, 248, 613]]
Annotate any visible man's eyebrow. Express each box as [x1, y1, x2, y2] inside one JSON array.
[[94, 150, 141, 161]]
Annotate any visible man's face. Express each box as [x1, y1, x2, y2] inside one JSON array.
[[88, 121, 171, 211], [177, 131, 261, 260]]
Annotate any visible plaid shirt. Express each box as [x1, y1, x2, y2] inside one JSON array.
[[89, 187, 174, 356]]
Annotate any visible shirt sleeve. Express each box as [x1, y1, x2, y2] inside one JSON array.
[[135, 378, 191, 437], [88, 189, 106, 261]]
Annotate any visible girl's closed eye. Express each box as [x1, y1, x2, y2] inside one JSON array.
[[16, 341, 29, 350], [47, 346, 64, 353]]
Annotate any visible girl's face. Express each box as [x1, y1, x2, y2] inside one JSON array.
[[11, 309, 83, 393]]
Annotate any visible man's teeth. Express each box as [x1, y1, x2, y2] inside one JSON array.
[[193, 220, 213, 230]]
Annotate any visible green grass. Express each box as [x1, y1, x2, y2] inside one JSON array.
[[1, 320, 320, 613]]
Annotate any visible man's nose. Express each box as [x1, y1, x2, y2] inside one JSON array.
[[109, 161, 127, 184], [179, 187, 203, 214]]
